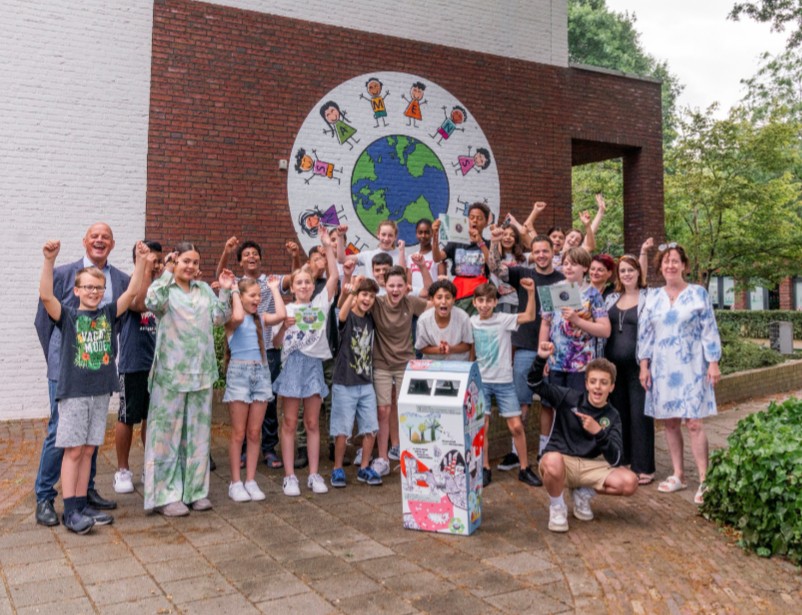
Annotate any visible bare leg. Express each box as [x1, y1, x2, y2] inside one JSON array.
[[540, 452, 566, 497], [333, 435, 348, 469], [281, 398, 300, 476], [482, 415, 491, 469], [303, 395, 322, 475], [245, 402, 267, 482], [76, 446, 93, 497], [389, 385, 400, 448], [539, 406, 554, 455], [228, 402, 248, 483], [662, 418, 685, 481], [360, 433, 376, 469], [686, 419, 709, 483], [598, 467, 638, 496], [506, 416, 529, 468], [376, 405, 391, 460], [115, 422, 133, 469], [61, 446, 82, 499]]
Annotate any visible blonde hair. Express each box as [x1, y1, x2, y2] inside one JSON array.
[[74, 267, 105, 287]]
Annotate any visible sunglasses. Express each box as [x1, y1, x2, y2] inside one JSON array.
[[658, 242, 678, 252]]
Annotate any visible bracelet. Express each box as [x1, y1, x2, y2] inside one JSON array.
[[230, 288, 240, 294]]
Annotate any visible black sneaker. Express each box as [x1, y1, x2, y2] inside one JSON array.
[[62, 510, 95, 535], [497, 452, 520, 471], [482, 467, 492, 488], [294, 446, 309, 469], [81, 506, 114, 526], [86, 488, 117, 510], [518, 466, 543, 487]]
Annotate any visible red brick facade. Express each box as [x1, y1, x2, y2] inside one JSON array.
[[146, 0, 664, 274]]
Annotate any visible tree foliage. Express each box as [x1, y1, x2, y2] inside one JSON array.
[[741, 47, 802, 123], [730, 0, 802, 49]]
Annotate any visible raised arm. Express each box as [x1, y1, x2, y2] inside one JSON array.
[[226, 284, 245, 333], [579, 210, 596, 252], [411, 252, 434, 297], [591, 194, 606, 235], [130, 249, 158, 313], [263, 275, 287, 326], [487, 225, 506, 278], [39, 240, 62, 322], [211, 269, 235, 326], [523, 201, 547, 239], [338, 275, 362, 321], [639, 237, 653, 285], [319, 226, 339, 301], [516, 278, 537, 324], [397, 239, 406, 268], [216, 236, 239, 279], [116, 242, 149, 317], [431, 219, 447, 263]]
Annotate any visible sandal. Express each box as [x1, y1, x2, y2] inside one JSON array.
[[263, 451, 283, 469], [694, 483, 707, 505], [637, 473, 655, 485], [657, 475, 687, 493]]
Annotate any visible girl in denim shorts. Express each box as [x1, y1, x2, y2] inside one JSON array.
[[224, 277, 286, 502]]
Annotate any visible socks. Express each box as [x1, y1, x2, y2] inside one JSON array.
[[63, 496, 77, 515], [76, 495, 88, 512], [510, 439, 518, 456], [538, 435, 549, 456], [549, 494, 565, 507]]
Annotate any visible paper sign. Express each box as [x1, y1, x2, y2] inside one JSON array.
[[539, 282, 583, 312], [438, 214, 472, 244]]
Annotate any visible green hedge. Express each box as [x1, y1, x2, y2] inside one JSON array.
[[718, 322, 789, 376], [715, 310, 802, 339], [701, 397, 802, 565], [214, 326, 226, 389]]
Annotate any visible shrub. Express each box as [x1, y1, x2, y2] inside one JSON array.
[[214, 326, 226, 389], [701, 397, 802, 564], [715, 310, 802, 339], [718, 322, 788, 376]]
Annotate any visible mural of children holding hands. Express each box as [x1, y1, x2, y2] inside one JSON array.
[[454, 146, 492, 176], [360, 77, 390, 128], [320, 100, 360, 149], [401, 81, 427, 127], [430, 105, 467, 146], [294, 148, 343, 185]]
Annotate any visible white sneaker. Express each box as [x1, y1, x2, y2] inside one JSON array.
[[548, 503, 569, 532], [307, 473, 329, 494], [372, 457, 390, 477], [283, 475, 301, 497], [244, 480, 266, 501], [113, 469, 134, 494], [228, 481, 251, 502], [388, 446, 400, 461], [353, 448, 363, 466], [572, 487, 595, 521]]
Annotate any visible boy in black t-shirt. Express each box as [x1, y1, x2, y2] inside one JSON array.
[[329, 276, 382, 488], [39, 239, 148, 534]]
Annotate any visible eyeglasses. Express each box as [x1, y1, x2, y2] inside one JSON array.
[[77, 285, 106, 293], [658, 242, 678, 252]]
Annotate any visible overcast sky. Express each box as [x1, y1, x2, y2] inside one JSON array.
[[604, 0, 790, 116]]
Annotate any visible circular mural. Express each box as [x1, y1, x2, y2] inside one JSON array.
[[288, 72, 500, 254]]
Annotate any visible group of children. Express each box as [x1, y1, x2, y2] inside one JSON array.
[[40, 196, 638, 535]]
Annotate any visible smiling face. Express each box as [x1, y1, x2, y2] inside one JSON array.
[[410, 85, 424, 101], [660, 248, 687, 284], [372, 263, 390, 287], [377, 224, 397, 250], [82, 223, 115, 267], [239, 247, 261, 277], [561, 256, 587, 283], [432, 287, 455, 320], [355, 290, 376, 314], [549, 230, 565, 253], [73, 270, 106, 310], [416, 222, 432, 250], [472, 294, 497, 319], [501, 228, 517, 251], [473, 152, 487, 168], [307, 251, 326, 279], [586, 369, 614, 408], [589, 261, 612, 288], [617, 260, 640, 291], [367, 80, 382, 96], [385, 272, 407, 305], [324, 105, 340, 123], [173, 250, 200, 287], [291, 270, 315, 303], [240, 282, 261, 315], [300, 154, 314, 171], [565, 229, 583, 248], [530, 240, 554, 273]]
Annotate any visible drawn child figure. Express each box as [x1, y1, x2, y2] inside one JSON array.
[[320, 101, 360, 150], [294, 148, 342, 185], [453, 146, 492, 176], [430, 105, 467, 146], [39, 239, 149, 533], [401, 81, 427, 127], [360, 77, 390, 128]]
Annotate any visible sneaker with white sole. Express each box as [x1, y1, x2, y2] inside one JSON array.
[[228, 481, 251, 502], [244, 480, 266, 501], [388, 446, 400, 461], [307, 473, 329, 494], [572, 487, 595, 521], [113, 469, 134, 494], [283, 475, 301, 497], [548, 503, 569, 532], [497, 452, 520, 471], [371, 457, 390, 477]]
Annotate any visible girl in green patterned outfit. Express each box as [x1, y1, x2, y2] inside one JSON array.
[[144, 242, 235, 516]]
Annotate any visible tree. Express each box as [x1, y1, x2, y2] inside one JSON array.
[[741, 47, 802, 123], [664, 106, 802, 288], [730, 0, 802, 49]]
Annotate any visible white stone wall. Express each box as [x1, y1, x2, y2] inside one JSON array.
[[0, 0, 566, 419]]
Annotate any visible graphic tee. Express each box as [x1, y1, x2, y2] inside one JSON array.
[[275, 292, 333, 362], [55, 304, 120, 400], [333, 311, 375, 386], [470, 312, 519, 383], [443, 241, 489, 299]]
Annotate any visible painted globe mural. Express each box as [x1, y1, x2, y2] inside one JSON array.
[[351, 135, 449, 245]]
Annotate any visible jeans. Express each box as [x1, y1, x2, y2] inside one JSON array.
[[35, 379, 98, 502]]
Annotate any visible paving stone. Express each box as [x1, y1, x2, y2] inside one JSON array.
[[130, 540, 198, 563], [161, 571, 236, 604], [0, 527, 55, 550], [146, 555, 218, 583], [15, 596, 95, 615], [233, 571, 310, 603], [485, 588, 574, 614], [2, 557, 73, 585], [74, 556, 147, 585], [197, 538, 265, 564], [412, 588, 502, 615], [86, 574, 162, 606], [328, 538, 395, 562], [66, 541, 132, 565], [356, 555, 423, 581], [0, 539, 64, 566], [269, 539, 330, 562], [336, 588, 419, 614], [382, 570, 455, 601], [283, 554, 355, 581], [99, 595, 176, 615], [311, 570, 382, 602], [485, 551, 556, 576], [256, 591, 339, 614], [9, 574, 86, 608], [178, 592, 261, 614], [453, 568, 527, 598]]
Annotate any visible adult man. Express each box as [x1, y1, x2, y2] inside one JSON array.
[[34, 223, 128, 526], [488, 233, 565, 475]]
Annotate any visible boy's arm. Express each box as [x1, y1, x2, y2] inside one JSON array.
[[39, 240, 62, 322], [129, 251, 157, 313], [337, 260, 356, 309], [216, 236, 239, 279], [526, 342, 569, 408], [397, 240, 405, 268], [516, 278, 536, 324], [579, 210, 596, 252], [116, 242, 149, 317], [338, 275, 362, 319], [430, 219, 446, 263], [263, 276, 287, 326], [319, 227, 339, 301], [591, 194, 606, 235], [487, 225, 505, 277], [523, 201, 547, 238]]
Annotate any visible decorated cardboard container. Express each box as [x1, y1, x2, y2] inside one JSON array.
[[398, 360, 485, 536]]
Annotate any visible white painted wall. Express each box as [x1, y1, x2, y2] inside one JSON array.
[[0, 0, 566, 419]]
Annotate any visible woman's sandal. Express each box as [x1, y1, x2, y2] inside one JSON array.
[[657, 475, 687, 493], [263, 451, 283, 469], [694, 483, 707, 505], [638, 473, 655, 485]]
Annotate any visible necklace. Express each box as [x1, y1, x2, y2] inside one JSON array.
[[617, 304, 634, 332]]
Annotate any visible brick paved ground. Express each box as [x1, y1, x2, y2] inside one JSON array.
[[1, 392, 800, 614]]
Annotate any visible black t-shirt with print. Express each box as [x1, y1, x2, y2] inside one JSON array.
[[333, 311, 375, 387]]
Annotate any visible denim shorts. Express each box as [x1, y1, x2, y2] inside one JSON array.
[[330, 384, 378, 437], [223, 361, 274, 404], [513, 348, 538, 405], [481, 382, 521, 418]]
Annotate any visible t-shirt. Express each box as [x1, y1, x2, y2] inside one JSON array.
[[470, 312, 519, 383], [543, 284, 608, 373], [274, 292, 334, 362], [55, 304, 120, 400], [415, 307, 473, 361], [371, 294, 428, 370], [333, 311, 375, 386], [357, 247, 400, 280], [507, 267, 565, 350], [443, 241, 489, 299], [118, 308, 157, 374], [312, 276, 339, 355], [406, 250, 436, 295]]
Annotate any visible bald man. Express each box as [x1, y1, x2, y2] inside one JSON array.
[[34, 223, 130, 526]]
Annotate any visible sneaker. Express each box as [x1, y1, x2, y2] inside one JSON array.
[[283, 475, 301, 497], [330, 468, 347, 488], [244, 480, 266, 501], [113, 469, 134, 494], [518, 466, 543, 487], [482, 467, 492, 487], [357, 466, 383, 486], [353, 448, 363, 466], [497, 452, 520, 471], [371, 457, 390, 477], [228, 481, 251, 502], [388, 446, 400, 461], [308, 473, 329, 494], [62, 510, 94, 535], [294, 446, 309, 469], [572, 487, 595, 521], [81, 506, 114, 526], [156, 501, 190, 517], [191, 498, 213, 511], [548, 503, 569, 532]]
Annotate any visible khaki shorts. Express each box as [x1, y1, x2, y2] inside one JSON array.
[[373, 367, 406, 407], [540, 454, 614, 491]]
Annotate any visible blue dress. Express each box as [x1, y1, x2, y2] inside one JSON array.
[[637, 285, 721, 419]]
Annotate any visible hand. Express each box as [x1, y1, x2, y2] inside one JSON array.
[[351, 275, 365, 289], [489, 224, 504, 242], [532, 201, 547, 214], [439, 340, 450, 355], [337, 224, 349, 236], [164, 251, 178, 272], [538, 341, 554, 359], [574, 411, 602, 435], [560, 306, 578, 323], [431, 219, 442, 236], [135, 241, 149, 260], [218, 268, 236, 290], [224, 236, 239, 254], [469, 227, 482, 244], [319, 226, 332, 248], [42, 240, 61, 261], [594, 193, 606, 212], [579, 210, 591, 226], [210, 281, 221, 291], [641, 237, 654, 253], [707, 362, 721, 387], [410, 252, 425, 265], [285, 240, 300, 257], [519, 278, 535, 291], [267, 274, 281, 289], [507, 213, 519, 225], [283, 316, 296, 329], [343, 259, 356, 275], [397, 239, 405, 251], [639, 364, 651, 390]]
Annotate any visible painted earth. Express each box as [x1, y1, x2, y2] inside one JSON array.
[[351, 135, 449, 245]]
